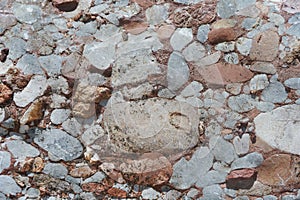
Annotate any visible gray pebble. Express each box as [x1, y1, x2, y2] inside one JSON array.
[[170, 28, 193, 51], [228, 94, 255, 113], [43, 163, 68, 179], [261, 81, 288, 103], [6, 140, 39, 159], [34, 129, 83, 161], [231, 152, 264, 170], [50, 109, 71, 125], [197, 24, 210, 43], [0, 175, 21, 195], [0, 151, 11, 174], [209, 136, 237, 164]]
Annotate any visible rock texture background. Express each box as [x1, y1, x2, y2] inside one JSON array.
[[0, 0, 300, 199]]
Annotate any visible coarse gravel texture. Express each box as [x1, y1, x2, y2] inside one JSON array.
[[0, 0, 300, 199]]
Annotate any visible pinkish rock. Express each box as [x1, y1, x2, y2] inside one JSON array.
[[250, 30, 279, 62], [198, 63, 254, 87], [226, 168, 257, 190]]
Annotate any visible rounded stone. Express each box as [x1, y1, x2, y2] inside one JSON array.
[[99, 98, 199, 160]]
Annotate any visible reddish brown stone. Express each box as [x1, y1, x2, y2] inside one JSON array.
[[70, 166, 93, 178], [123, 21, 148, 35], [0, 83, 12, 104], [82, 183, 106, 195], [257, 154, 295, 186], [250, 30, 279, 62], [208, 28, 236, 44], [107, 188, 127, 198], [52, 0, 79, 12], [226, 168, 257, 190], [198, 63, 254, 87], [32, 157, 44, 173], [120, 153, 172, 186], [131, 0, 154, 9]]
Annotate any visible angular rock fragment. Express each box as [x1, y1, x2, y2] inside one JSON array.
[[226, 168, 257, 190]]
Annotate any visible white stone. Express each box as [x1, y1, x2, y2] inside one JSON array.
[[233, 134, 250, 155], [13, 75, 47, 107], [249, 74, 269, 91], [254, 104, 300, 155], [170, 28, 193, 51]]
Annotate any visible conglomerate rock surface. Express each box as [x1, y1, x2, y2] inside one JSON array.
[[0, 0, 300, 199]]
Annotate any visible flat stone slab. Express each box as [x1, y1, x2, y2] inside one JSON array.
[[98, 98, 200, 159], [254, 104, 300, 155]]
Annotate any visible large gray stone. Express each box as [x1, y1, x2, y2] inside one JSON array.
[[0, 151, 11, 173], [183, 41, 206, 62], [5, 37, 26, 61], [38, 55, 63, 76], [228, 94, 256, 113], [254, 104, 300, 155], [209, 136, 237, 164], [169, 147, 214, 189], [145, 5, 168, 25], [217, 0, 236, 18], [43, 163, 68, 179], [16, 54, 43, 75], [231, 152, 264, 170], [13, 75, 48, 107], [101, 98, 199, 159], [50, 109, 71, 125], [195, 170, 227, 188], [284, 78, 300, 89], [170, 28, 193, 51], [0, 175, 21, 195], [83, 41, 116, 71], [34, 129, 83, 161], [12, 3, 42, 24], [6, 140, 40, 159], [261, 81, 288, 103], [167, 52, 190, 92]]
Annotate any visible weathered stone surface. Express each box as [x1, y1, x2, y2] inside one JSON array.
[[0, 83, 12, 104], [284, 78, 300, 89], [257, 154, 297, 186], [0, 151, 11, 173], [13, 75, 47, 108], [0, 175, 21, 195], [261, 81, 288, 103], [12, 3, 42, 24], [182, 41, 206, 62], [70, 166, 93, 178], [6, 140, 40, 159], [250, 31, 279, 61], [83, 41, 115, 72], [209, 136, 237, 164], [43, 163, 68, 179], [231, 152, 264, 170], [50, 109, 71, 125], [195, 170, 227, 188], [167, 52, 190, 92], [52, 0, 79, 12], [119, 153, 172, 186], [142, 188, 161, 199], [254, 104, 300, 155], [101, 98, 199, 158], [250, 62, 276, 74], [20, 99, 44, 125], [228, 94, 255, 113], [226, 169, 257, 190], [170, 147, 214, 189], [145, 5, 168, 25], [233, 134, 250, 155], [249, 74, 269, 92], [16, 54, 43, 75], [170, 28, 193, 51], [199, 63, 253, 87], [34, 129, 83, 161]]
